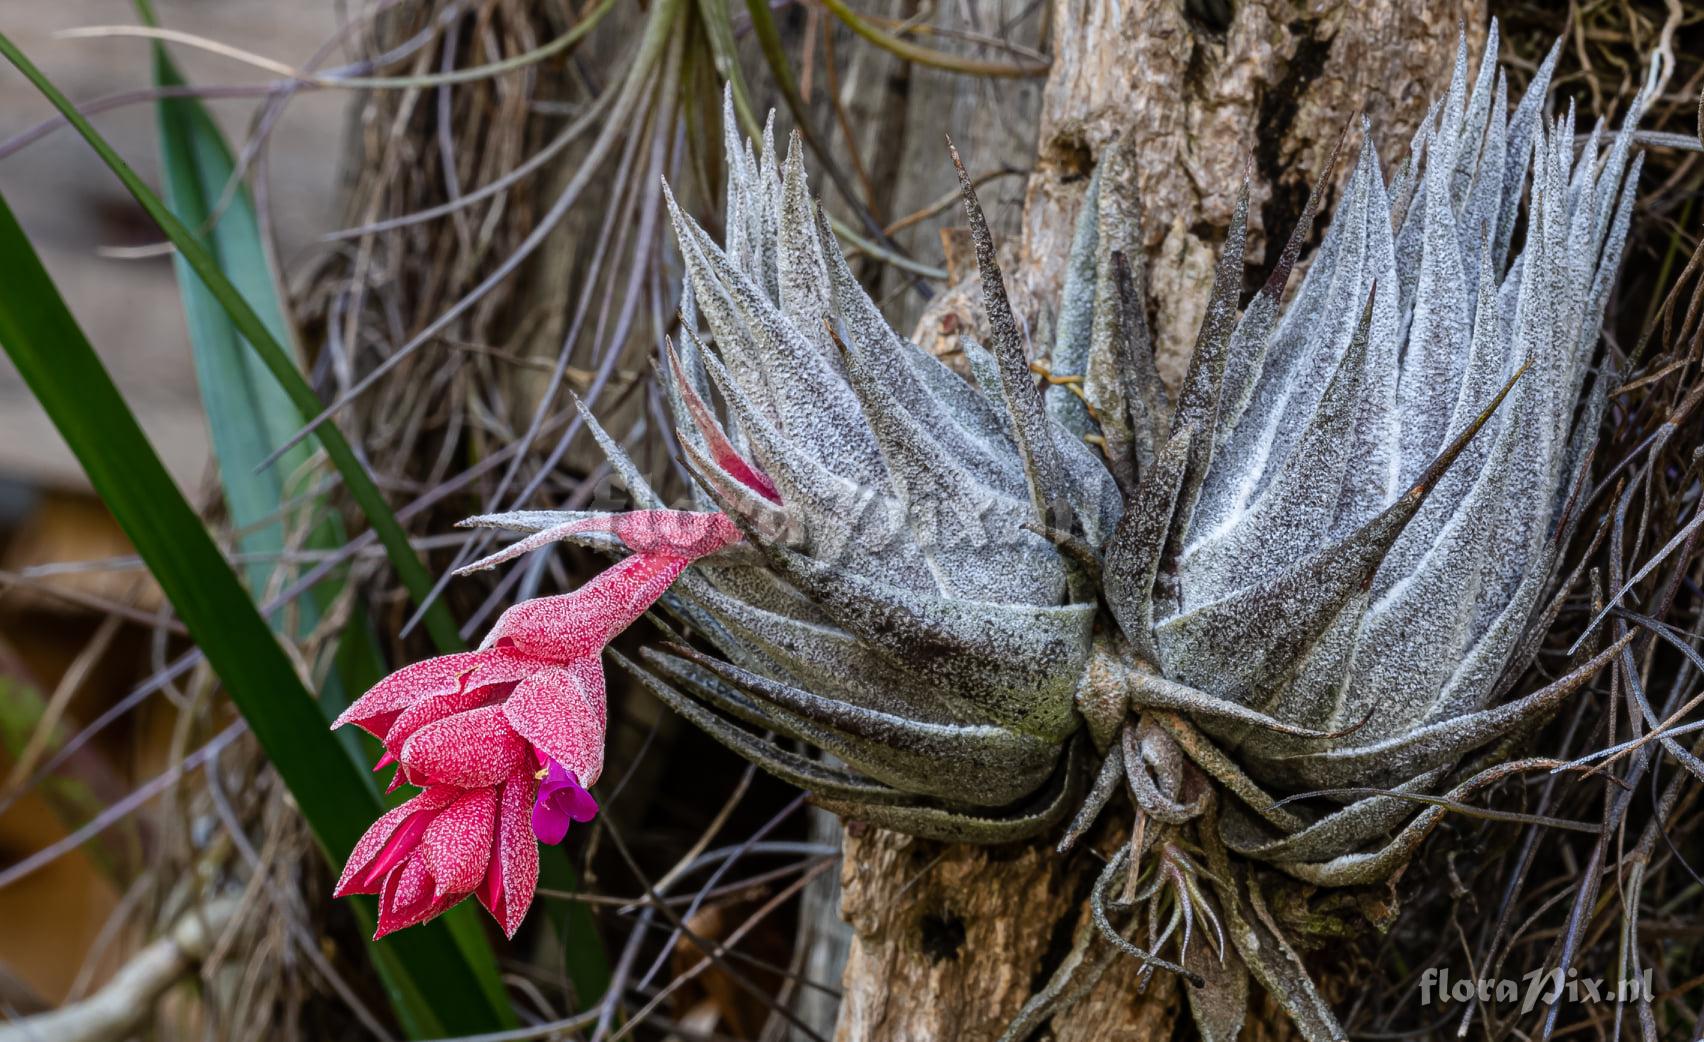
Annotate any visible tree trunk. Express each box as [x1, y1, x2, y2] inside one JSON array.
[[840, 2, 1481, 1039]]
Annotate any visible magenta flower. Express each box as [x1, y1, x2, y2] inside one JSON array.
[[531, 760, 599, 845], [332, 509, 742, 938], [334, 773, 539, 938]]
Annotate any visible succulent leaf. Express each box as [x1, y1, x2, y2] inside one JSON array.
[[521, 34, 1646, 1035], [951, 142, 1077, 533]]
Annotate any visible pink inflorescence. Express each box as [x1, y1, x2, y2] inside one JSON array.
[[332, 509, 743, 938]]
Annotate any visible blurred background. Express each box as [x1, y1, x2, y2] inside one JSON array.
[[0, 1, 348, 1007], [0, 1, 1698, 1039], [0, 2, 1049, 1032]]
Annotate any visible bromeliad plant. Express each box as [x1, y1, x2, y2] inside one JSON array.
[[336, 28, 1645, 1041], [332, 510, 740, 936]]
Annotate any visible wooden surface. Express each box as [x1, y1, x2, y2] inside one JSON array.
[[845, 2, 1483, 1039]]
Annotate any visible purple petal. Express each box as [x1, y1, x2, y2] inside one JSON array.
[[541, 759, 573, 790], [531, 798, 573, 846], [530, 759, 599, 844], [552, 780, 600, 823]]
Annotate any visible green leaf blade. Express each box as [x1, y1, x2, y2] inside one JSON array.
[[152, 71, 296, 600], [0, 28, 464, 655], [0, 186, 512, 1038]]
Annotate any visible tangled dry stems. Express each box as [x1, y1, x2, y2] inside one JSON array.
[[4, 1, 1702, 1039]]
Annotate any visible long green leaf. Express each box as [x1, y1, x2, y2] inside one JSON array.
[[135, 33, 523, 1035], [30, 14, 610, 1007], [0, 30, 464, 655], [140, 12, 386, 776], [0, 189, 514, 1037], [151, 49, 316, 602]]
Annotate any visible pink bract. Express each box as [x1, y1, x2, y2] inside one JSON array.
[[330, 508, 746, 939], [334, 775, 538, 939]]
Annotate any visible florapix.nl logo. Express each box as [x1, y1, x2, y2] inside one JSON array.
[[1419, 967, 1654, 1014]]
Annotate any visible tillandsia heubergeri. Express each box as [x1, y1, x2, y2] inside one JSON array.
[[334, 24, 1648, 1041], [331, 510, 741, 936]]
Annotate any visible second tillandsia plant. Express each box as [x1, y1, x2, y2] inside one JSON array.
[[334, 26, 1645, 1041]]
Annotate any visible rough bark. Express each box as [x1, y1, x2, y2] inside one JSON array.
[[913, 0, 1484, 384], [843, 2, 1482, 1040], [835, 820, 1180, 1042]]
